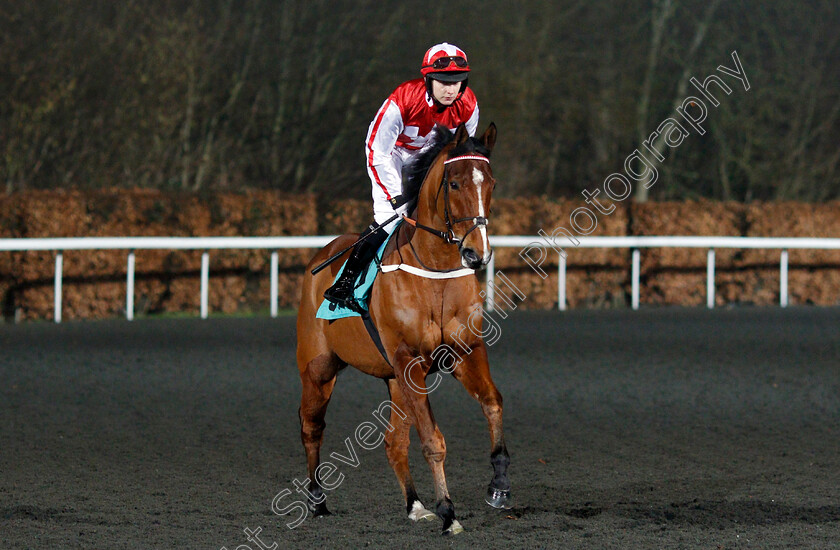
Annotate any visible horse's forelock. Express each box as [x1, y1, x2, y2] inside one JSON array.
[[448, 135, 491, 160]]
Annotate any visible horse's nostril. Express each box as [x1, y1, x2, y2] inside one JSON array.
[[461, 248, 482, 268]]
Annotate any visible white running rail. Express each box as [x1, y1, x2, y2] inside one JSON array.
[[1, 235, 839, 322]]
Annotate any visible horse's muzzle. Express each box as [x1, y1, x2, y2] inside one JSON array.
[[461, 247, 490, 270]]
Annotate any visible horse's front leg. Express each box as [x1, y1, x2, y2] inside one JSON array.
[[393, 343, 464, 535], [383, 378, 436, 522], [451, 342, 512, 509]]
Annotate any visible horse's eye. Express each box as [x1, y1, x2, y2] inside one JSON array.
[[449, 180, 459, 190]]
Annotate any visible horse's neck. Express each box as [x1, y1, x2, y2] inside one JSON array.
[[404, 224, 460, 272], [402, 165, 462, 271]]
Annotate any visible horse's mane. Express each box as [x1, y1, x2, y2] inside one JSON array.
[[401, 125, 491, 206]]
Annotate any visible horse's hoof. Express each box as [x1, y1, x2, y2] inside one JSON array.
[[408, 501, 436, 522], [485, 486, 512, 509], [442, 519, 464, 535], [308, 500, 331, 517]]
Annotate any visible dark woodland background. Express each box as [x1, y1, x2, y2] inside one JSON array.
[[3, 0, 839, 202]]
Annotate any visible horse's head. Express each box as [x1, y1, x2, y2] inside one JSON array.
[[438, 123, 497, 269], [408, 123, 497, 270]]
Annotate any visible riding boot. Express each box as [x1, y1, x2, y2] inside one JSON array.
[[324, 224, 388, 311]]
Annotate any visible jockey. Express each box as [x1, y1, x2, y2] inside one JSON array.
[[324, 42, 479, 310]]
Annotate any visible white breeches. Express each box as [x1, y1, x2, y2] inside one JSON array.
[[369, 148, 414, 232]]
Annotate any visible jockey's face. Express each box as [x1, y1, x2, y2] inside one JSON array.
[[431, 79, 461, 106]]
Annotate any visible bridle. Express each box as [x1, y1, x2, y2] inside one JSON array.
[[398, 154, 491, 273], [402, 155, 490, 246], [439, 155, 491, 247]]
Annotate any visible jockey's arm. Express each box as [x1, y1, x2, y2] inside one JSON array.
[[465, 104, 480, 137], [365, 99, 405, 210]]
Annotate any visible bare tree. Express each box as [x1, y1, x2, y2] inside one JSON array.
[[633, 0, 722, 202]]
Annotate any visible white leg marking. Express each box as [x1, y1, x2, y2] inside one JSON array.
[[408, 500, 436, 521], [445, 519, 465, 535]]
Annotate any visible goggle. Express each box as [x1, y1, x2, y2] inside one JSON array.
[[424, 56, 468, 70]]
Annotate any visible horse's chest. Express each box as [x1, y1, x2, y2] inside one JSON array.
[[419, 318, 443, 352], [392, 314, 451, 354], [376, 278, 481, 354], [410, 307, 481, 355]]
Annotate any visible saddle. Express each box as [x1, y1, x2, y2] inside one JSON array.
[[315, 222, 403, 365], [315, 221, 401, 321]]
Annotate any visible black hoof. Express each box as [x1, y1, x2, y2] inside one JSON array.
[[308, 499, 331, 517], [485, 486, 512, 509]]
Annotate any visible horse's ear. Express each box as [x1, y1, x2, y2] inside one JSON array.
[[453, 123, 469, 146], [480, 122, 497, 153]]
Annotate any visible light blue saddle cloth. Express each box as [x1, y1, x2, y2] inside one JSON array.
[[316, 221, 401, 320]]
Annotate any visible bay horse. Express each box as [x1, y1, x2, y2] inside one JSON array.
[[296, 123, 510, 535]]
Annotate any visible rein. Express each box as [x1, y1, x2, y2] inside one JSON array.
[[394, 154, 490, 275]]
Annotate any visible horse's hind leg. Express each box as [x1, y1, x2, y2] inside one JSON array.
[[298, 352, 342, 516], [451, 343, 512, 509], [384, 379, 436, 522]]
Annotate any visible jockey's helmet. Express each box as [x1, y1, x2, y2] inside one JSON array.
[[421, 42, 470, 83]]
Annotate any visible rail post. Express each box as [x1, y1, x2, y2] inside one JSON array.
[[200, 251, 210, 319], [707, 249, 715, 309], [631, 248, 640, 310], [558, 252, 566, 311], [485, 252, 495, 312], [780, 249, 789, 307], [270, 251, 279, 317], [126, 251, 135, 321], [54, 252, 63, 323]]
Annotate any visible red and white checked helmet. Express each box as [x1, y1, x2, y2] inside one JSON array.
[[420, 42, 470, 82]]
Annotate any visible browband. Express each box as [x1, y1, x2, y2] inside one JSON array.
[[444, 155, 490, 165]]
